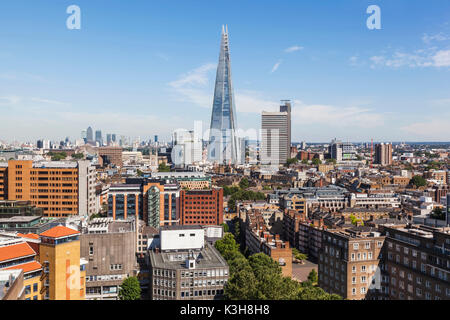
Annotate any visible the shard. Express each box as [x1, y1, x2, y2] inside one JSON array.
[[208, 25, 239, 164]]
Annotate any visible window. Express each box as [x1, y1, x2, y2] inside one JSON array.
[[361, 265, 366, 273], [89, 246, 94, 255], [353, 243, 359, 250], [352, 288, 356, 295], [33, 283, 38, 292], [365, 242, 370, 249], [360, 287, 366, 294]]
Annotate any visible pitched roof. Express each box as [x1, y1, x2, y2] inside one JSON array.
[[17, 233, 40, 240], [2, 261, 42, 274], [0, 242, 36, 263], [40, 225, 80, 239]]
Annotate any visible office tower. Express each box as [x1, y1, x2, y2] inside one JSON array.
[[208, 25, 238, 165], [375, 143, 393, 166], [43, 140, 51, 150], [2, 160, 96, 217], [154, 135, 158, 143], [36, 140, 43, 149], [148, 225, 229, 300], [172, 129, 202, 166], [180, 188, 223, 226], [106, 134, 112, 146], [261, 104, 291, 166], [329, 139, 343, 162], [39, 226, 87, 300], [279, 100, 292, 155], [95, 130, 103, 146], [81, 130, 87, 140], [342, 142, 357, 160], [86, 127, 94, 143], [111, 134, 116, 143]]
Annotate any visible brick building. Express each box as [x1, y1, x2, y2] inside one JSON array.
[[180, 189, 223, 226]]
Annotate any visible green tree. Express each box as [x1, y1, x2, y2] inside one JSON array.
[[410, 175, 427, 187], [430, 207, 445, 220], [158, 162, 171, 172], [72, 153, 84, 160], [301, 159, 308, 164], [221, 222, 229, 233], [312, 158, 322, 165], [118, 276, 141, 300], [326, 158, 336, 165], [307, 269, 318, 284], [286, 158, 298, 166], [239, 178, 249, 190]]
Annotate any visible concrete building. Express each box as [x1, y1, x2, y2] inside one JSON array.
[[98, 147, 123, 168], [375, 143, 393, 166], [148, 225, 229, 300], [261, 107, 290, 166], [80, 218, 137, 300]]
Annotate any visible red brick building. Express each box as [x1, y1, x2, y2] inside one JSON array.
[[180, 189, 223, 226]]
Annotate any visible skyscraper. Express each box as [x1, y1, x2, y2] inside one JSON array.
[[208, 25, 238, 165], [375, 143, 393, 166], [86, 126, 93, 143], [261, 102, 292, 166], [95, 130, 103, 146]]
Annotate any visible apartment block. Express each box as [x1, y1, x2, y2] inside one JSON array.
[[243, 211, 292, 277], [380, 224, 450, 300], [318, 226, 386, 300]]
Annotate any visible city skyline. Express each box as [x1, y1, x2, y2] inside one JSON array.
[[0, 0, 449, 143]]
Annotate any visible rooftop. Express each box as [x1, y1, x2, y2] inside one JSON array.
[[40, 225, 80, 239], [0, 242, 36, 263]]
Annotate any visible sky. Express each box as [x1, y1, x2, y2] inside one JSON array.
[[0, 0, 449, 143]]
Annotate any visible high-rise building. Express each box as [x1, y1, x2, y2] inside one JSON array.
[[208, 25, 238, 165], [172, 129, 202, 166], [375, 143, 393, 166], [106, 134, 112, 146], [86, 127, 94, 144], [111, 134, 117, 143], [261, 102, 291, 166], [36, 140, 43, 149], [95, 130, 103, 146], [329, 139, 343, 162], [154, 135, 158, 143]]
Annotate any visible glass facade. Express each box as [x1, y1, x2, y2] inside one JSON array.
[[148, 186, 160, 228], [208, 25, 238, 164], [127, 194, 136, 218], [115, 194, 124, 219]]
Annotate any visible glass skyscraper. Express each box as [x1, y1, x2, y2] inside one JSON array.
[[208, 25, 238, 164]]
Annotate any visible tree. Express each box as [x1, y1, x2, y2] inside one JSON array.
[[312, 158, 322, 165], [307, 269, 318, 284], [410, 175, 427, 188], [118, 276, 141, 300], [158, 162, 171, 172], [301, 159, 308, 164], [286, 158, 298, 166], [221, 222, 229, 233], [430, 207, 445, 220], [72, 153, 84, 160], [326, 158, 336, 165], [239, 178, 249, 190], [292, 248, 307, 263]]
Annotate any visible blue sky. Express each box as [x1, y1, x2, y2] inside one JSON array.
[[0, 0, 449, 143]]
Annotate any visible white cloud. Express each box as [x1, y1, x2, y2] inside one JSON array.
[[422, 33, 449, 44], [271, 60, 282, 73], [31, 98, 69, 106], [370, 49, 450, 68], [291, 100, 384, 128], [284, 46, 303, 53], [169, 63, 216, 88], [400, 119, 450, 140]]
